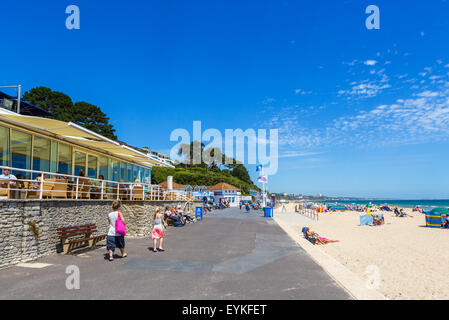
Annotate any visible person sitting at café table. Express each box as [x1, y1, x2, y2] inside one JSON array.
[[130, 179, 142, 191], [0, 169, 18, 198], [90, 175, 105, 199], [30, 173, 47, 190], [0, 168, 17, 188]]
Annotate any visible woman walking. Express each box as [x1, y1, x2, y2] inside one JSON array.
[[152, 208, 165, 252], [107, 200, 127, 261]]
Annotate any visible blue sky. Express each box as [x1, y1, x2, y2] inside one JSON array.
[[1, 0, 449, 199]]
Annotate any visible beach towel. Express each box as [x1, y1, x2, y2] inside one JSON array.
[[318, 237, 338, 244]]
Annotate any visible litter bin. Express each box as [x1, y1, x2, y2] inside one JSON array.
[[195, 207, 203, 221], [264, 207, 272, 218]]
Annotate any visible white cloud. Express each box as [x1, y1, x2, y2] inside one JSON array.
[[294, 89, 312, 95], [364, 60, 378, 66]]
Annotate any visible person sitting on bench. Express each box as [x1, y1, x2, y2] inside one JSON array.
[[165, 206, 185, 227]]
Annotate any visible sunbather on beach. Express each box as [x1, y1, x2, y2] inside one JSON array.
[[302, 227, 339, 245], [372, 214, 384, 225]]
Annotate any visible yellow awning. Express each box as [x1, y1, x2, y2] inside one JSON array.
[[0, 113, 165, 168]]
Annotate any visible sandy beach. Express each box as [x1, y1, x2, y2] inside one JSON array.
[[276, 204, 449, 300]]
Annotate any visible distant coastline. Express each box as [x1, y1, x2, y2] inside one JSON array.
[[314, 199, 449, 209]]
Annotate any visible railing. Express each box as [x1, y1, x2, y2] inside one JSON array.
[[295, 205, 319, 221], [0, 166, 195, 202]]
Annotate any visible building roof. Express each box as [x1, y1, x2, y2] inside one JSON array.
[[158, 181, 185, 189], [207, 183, 240, 191], [0, 92, 53, 118]]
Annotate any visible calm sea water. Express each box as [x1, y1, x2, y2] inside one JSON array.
[[318, 199, 449, 209]]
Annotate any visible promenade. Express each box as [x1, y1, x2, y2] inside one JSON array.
[[0, 208, 351, 300]]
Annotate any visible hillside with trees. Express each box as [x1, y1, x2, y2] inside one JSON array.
[[152, 141, 260, 195]]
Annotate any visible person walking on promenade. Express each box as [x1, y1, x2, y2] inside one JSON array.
[[152, 208, 166, 252], [240, 201, 242, 210], [245, 202, 250, 213], [107, 200, 127, 261]]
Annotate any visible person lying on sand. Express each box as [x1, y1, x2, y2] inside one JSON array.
[[372, 214, 384, 225], [302, 227, 339, 245]]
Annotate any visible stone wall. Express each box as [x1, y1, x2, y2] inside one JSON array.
[[0, 200, 200, 269]]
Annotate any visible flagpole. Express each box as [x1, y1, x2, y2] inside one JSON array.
[[257, 165, 267, 207], [261, 166, 266, 207]]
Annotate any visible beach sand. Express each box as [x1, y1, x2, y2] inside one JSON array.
[[276, 204, 449, 300]]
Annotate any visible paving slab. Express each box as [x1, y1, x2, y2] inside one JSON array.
[[0, 208, 351, 300]]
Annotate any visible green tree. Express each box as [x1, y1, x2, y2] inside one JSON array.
[[23, 87, 117, 140], [23, 87, 74, 121], [178, 141, 206, 167], [232, 164, 252, 184], [203, 147, 222, 170], [72, 102, 117, 140]]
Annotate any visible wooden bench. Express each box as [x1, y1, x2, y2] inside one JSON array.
[[57, 224, 106, 254]]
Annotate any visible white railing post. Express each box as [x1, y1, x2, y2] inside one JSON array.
[[101, 182, 104, 200], [116, 183, 119, 200], [130, 184, 133, 201], [39, 176, 44, 199], [75, 177, 79, 200]]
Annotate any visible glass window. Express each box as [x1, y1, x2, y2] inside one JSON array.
[[111, 159, 119, 181], [32, 136, 51, 177], [139, 167, 145, 183], [0, 125, 9, 166], [87, 155, 98, 179], [133, 165, 139, 182], [144, 168, 151, 184], [120, 162, 127, 182], [74, 151, 86, 177], [99, 156, 109, 180], [50, 141, 58, 173], [127, 164, 133, 182], [11, 129, 32, 178], [58, 143, 72, 176]]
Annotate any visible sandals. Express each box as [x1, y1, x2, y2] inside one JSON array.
[[109, 256, 114, 261], [122, 253, 128, 258], [157, 248, 165, 252]]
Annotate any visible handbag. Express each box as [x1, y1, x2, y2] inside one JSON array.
[[115, 212, 127, 236]]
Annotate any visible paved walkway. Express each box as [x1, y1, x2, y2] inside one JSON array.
[[0, 208, 351, 300]]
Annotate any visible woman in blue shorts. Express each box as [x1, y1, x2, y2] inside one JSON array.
[[107, 200, 128, 261]]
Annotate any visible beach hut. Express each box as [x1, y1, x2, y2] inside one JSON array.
[[426, 208, 449, 229]]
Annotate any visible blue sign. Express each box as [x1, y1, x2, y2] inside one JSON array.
[[195, 207, 203, 221]]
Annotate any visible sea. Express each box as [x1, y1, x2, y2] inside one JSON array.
[[316, 199, 449, 209]]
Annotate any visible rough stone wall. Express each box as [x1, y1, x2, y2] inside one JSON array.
[[0, 200, 199, 269]]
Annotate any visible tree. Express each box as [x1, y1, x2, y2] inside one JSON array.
[[23, 86, 117, 140], [178, 141, 205, 167], [72, 102, 117, 140], [231, 164, 252, 184], [23, 87, 75, 122], [222, 155, 242, 170], [203, 147, 222, 169]]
